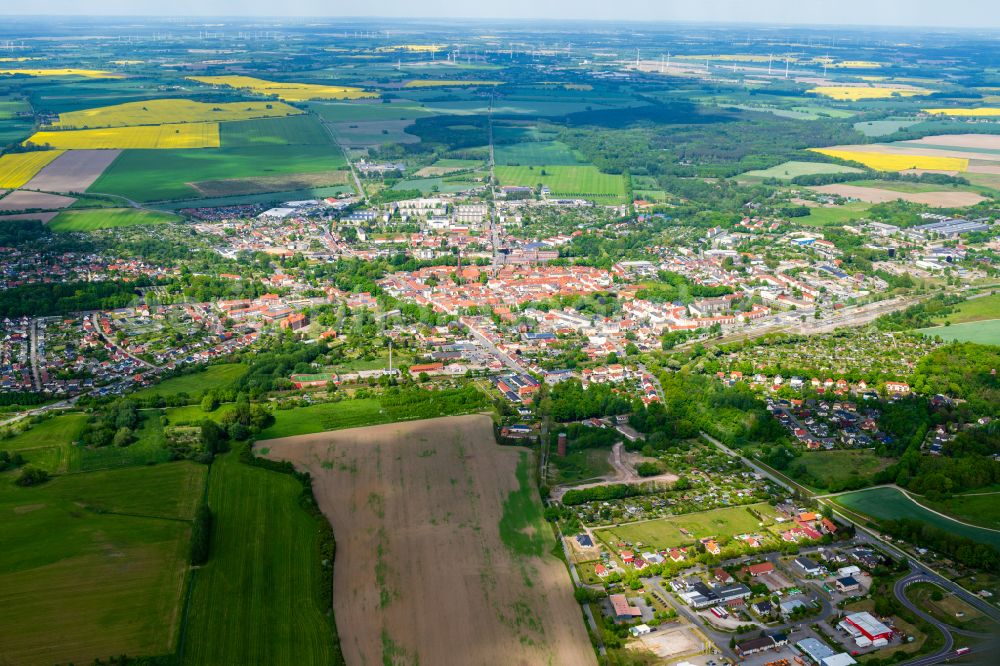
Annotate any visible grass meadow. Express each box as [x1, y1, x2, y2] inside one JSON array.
[[792, 450, 893, 490], [133, 364, 247, 400], [0, 461, 205, 665], [49, 207, 179, 231], [739, 160, 863, 180], [180, 453, 338, 665], [595, 503, 775, 551]]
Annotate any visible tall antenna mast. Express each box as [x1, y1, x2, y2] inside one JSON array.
[[768, 53, 773, 75], [785, 58, 790, 79]]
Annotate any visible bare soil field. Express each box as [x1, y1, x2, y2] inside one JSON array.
[[967, 163, 1000, 174], [190, 170, 349, 197], [414, 165, 467, 177], [908, 134, 1000, 150], [257, 414, 595, 666], [0, 211, 59, 223], [810, 184, 985, 206], [24, 149, 121, 192], [0, 189, 76, 211], [628, 624, 701, 659]]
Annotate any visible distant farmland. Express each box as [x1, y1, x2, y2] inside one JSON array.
[[28, 122, 220, 150]]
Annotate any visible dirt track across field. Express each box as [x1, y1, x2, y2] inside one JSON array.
[[550, 442, 679, 502], [257, 414, 595, 666], [24, 149, 121, 192]]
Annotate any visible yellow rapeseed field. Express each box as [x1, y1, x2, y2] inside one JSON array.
[[923, 108, 1000, 117], [403, 79, 502, 88], [187, 75, 377, 101], [53, 99, 303, 128], [0, 151, 65, 188], [0, 68, 123, 79], [809, 148, 969, 172], [808, 86, 932, 100], [27, 123, 220, 150]]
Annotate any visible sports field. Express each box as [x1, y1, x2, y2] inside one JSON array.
[[89, 145, 348, 201], [0, 462, 205, 665], [28, 123, 220, 150], [187, 75, 376, 101], [834, 487, 1000, 549], [53, 99, 303, 128], [809, 148, 968, 172], [739, 160, 863, 180], [0, 150, 64, 188], [133, 364, 247, 400], [48, 207, 179, 231], [181, 453, 339, 665], [257, 414, 594, 666], [917, 319, 1000, 345], [494, 164, 626, 202], [219, 114, 331, 147], [594, 503, 776, 551]]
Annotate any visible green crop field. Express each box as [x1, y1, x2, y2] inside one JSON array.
[[0, 461, 205, 665], [835, 487, 1000, 549], [923, 493, 1000, 531], [494, 165, 626, 202], [595, 503, 775, 551], [918, 319, 1000, 346], [309, 101, 434, 122], [220, 114, 332, 147], [791, 450, 893, 490], [853, 119, 920, 137], [739, 160, 864, 180], [935, 294, 1000, 324], [90, 145, 348, 202], [181, 453, 338, 665], [494, 140, 586, 166], [133, 364, 247, 400], [48, 207, 179, 231]]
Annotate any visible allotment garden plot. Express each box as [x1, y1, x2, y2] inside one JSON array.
[[257, 414, 596, 666]]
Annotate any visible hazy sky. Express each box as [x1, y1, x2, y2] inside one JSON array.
[[7, 0, 1000, 29]]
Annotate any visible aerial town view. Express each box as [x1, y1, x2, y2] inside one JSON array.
[[0, 1, 998, 665]]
